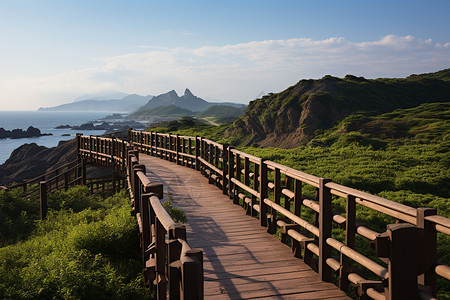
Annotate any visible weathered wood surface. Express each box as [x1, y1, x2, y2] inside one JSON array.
[[139, 154, 350, 299]]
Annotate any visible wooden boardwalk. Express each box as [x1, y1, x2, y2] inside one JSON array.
[[140, 154, 350, 300]]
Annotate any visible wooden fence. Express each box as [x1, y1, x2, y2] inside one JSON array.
[[77, 134, 204, 299], [128, 129, 450, 300]]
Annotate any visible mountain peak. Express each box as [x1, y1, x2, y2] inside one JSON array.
[[184, 88, 194, 97], [136, 89, 211, 112], [167, 90, 179, 97]]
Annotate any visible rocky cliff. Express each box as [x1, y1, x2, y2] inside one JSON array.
[[0, 140, 77, 186]]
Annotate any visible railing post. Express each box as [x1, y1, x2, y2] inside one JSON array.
[[111, 137, 116, 168], [149, 132, 154, 156], [233, 153, 241, 205], [182, 249, 204, 299], [289, 178, 303, 257], [417, 207, 437, 297], [140, 131, 144, 153], [318, 178, 332, 281], [140, 192, 152, 263], [40, 181, 47, 220], [168, 224, 186, 300], [222, 144, 229, 195], [128, 128, 132, 143], [155, 217, 167, 299], [81, 158, 86, 185], [251, 161, 259, 218], [384, 223, 421, 299], [76, 133, 81, 159], [259, 158, 268, 227], [175, 134, 180, 165], [227, 147, 235, 199], [195, 136, 200, 171], [243, 157, 250, 214], [133, 164, 146, 214], [340, 194, 356, 291]]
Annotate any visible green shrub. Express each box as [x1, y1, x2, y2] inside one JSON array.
[[0, 187, 39, 246], [0, 189, 150, 299], [163, 193, 187, 223], [47, 185, 103, 212]]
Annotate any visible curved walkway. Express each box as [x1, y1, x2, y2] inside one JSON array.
[[140, 154, 350, 299]]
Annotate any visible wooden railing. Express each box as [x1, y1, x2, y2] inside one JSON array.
[[4, 159, 87, 219], [77, 134, 203, 300], [129, 129, 450, 300]]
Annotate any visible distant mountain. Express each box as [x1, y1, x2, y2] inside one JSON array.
[[74, 91, 129, 102], [137, 89, 210, 112], [136, 89, 246, 113], [225, 69, 450, 148], [38, 94, 153, 113]]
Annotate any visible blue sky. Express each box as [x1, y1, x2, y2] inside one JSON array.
[[0, 0, 449, 110]]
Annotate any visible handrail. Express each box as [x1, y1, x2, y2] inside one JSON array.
[[7, 159, 80, 191], [77, 133, 203, 300], [128, 129, 449, 300]]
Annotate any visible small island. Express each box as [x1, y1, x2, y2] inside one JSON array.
[[0, 126, 53, 139], [55, 120, 148, 132]]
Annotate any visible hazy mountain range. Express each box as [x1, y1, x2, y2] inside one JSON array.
[[38, 94, 153, 113], [137, 88, 245, 112], [38, 89, 245, 115]]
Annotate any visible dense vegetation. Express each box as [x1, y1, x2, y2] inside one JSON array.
[[0, 187, 151, 299]]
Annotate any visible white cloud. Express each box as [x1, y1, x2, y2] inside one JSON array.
[[1, 35, 449, 110]]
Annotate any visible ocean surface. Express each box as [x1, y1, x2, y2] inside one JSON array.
[[0, 111, 110, 165]]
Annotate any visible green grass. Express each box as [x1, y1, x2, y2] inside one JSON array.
[[0, 187, 151, 299]]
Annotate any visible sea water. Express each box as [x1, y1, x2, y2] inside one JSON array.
[[0, 111, 109, 164]]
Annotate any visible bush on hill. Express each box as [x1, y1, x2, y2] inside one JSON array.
[[0, 188, 151, 299]]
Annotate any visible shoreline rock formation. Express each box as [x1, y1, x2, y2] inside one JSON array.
[[0, 126, 52, 139]]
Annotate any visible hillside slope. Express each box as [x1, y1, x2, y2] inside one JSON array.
[[226, 69, 450, 148]]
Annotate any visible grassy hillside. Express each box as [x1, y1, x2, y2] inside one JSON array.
[[0, 187, 151, 299], [224, 69, 450, 147], [195, 104, 246, 124]]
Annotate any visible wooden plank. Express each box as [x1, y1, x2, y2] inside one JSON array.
[[206, 280, 344, 298], [140, 154, 350, 299]]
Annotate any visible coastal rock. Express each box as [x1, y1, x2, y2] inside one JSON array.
[[73, 123, 96, 130], [0, 126, 52, 139], [0, 140, 77, 186], [55, 125, 72, 129]]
